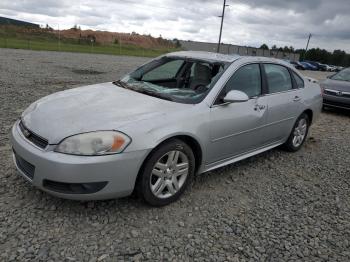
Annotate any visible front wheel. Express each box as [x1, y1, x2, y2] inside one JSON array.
[[136, 139, 195, 206], [283, 113, 310, 152]]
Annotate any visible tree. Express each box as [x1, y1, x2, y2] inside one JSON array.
[[332, 50, 347, 66], [44, 24, 53, 31], [283, 46, 292, 52], [299, 48, 350, 66], [266, 45, 350, 66], [260, 44, 269, 50], [173, 38, 181, 48]]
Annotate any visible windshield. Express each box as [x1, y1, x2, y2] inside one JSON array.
[[117, 56, 228, 104], [330, 68, 350, 82]]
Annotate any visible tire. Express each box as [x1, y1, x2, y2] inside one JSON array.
[[283, 113, 310, 152], [136, 139, 195, 206]]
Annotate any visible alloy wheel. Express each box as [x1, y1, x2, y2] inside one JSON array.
[[150, 150, 189, 199], [292, 118, 307, 147]]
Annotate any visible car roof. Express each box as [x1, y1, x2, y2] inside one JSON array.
[[164, 51, 294, 66], [165, 51, 240, 63]]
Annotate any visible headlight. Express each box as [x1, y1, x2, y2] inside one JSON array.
[[55, 131, 131, 156]]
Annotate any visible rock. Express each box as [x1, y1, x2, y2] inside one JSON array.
[[131, 230, 139, 238], [97, 254, 108, 261]]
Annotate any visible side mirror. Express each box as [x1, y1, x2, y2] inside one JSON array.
[[223, 90, 249, 103]]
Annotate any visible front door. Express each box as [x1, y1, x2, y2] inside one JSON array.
[[207, 63, 268, 164]]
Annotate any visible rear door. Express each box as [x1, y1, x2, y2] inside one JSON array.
[[261, 63, 303, 143]]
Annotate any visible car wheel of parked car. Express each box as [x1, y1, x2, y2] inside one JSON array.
[[137, 139, 195, 206], [284, 113, 310, 152]]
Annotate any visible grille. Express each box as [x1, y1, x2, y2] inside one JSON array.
[[14, 150, 35, 180], [324, 89, 350, 98], [19, 121, 48, 149], [43, 180, 108, 194]]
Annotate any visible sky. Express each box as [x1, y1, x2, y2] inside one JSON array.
[[0, 0, 349, 52]]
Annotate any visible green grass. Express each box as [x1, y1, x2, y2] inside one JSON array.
[[0, 37, 180, 57]]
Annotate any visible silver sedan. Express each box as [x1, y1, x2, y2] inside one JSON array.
[[11, 51, 322, 206], [321, 67, 350, 110]]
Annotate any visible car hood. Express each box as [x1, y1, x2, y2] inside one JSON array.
[[22, 82, 188, 144], [320, 78, 350, 92]]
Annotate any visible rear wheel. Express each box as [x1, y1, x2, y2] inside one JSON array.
[[283, 113, 310, 152], [136, 139, 195, 206]]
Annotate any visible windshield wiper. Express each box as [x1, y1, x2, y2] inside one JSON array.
[[113, 80, 173, 101], [113, 80, 132, 89], [135, 89, 173, 101]]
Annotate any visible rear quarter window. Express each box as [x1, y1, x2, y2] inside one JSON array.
[[292, 71, 305, 88]]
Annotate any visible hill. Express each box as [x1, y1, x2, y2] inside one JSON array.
[[0, 23, 180, 57], [0, 16, 39, 28]]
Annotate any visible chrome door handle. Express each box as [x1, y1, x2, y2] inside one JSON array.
[[293, 96, 301, 102], [254, 104, 266, 111]]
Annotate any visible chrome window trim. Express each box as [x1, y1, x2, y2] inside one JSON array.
[[260, 88, 299, 97]]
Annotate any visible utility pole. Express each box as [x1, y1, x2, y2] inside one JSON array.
[[217, 0, 228, 53], [119, 35, 121, 55], [303, 33, 312, 60], [58, 24, 61, 51]]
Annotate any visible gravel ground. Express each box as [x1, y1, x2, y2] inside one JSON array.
[[0, 49, 349, 262]]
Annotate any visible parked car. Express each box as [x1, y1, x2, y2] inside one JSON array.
[[321, 67, 350, 110], [300, 62, 318, 71], [317, 63, 328, 71], [303, 61, 326, 71], [11, 51, 322, 206], [304, 61, 319, 70], [328, 65, 339, 72], [336, 66, 344, 72], [324, 64, 333, 72], [290, 61, 306, 70]]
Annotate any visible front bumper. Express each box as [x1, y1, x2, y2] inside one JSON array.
[[10, 121, 150, 200], [323, 94, 350, 110]]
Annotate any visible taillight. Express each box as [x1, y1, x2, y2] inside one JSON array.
[[320, 85, 324, 96]]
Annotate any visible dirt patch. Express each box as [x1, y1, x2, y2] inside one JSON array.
[[72, 69, 105, 75]]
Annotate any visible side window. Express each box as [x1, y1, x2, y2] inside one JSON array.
[[142, 60, 184, 81], [225, 64, 261, 98], [190, 62, 211, 77], [292, 71, 304, 88], [264, 64, 293, 93]]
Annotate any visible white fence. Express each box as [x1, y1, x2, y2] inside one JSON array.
[[179, 40, 300, 62]]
